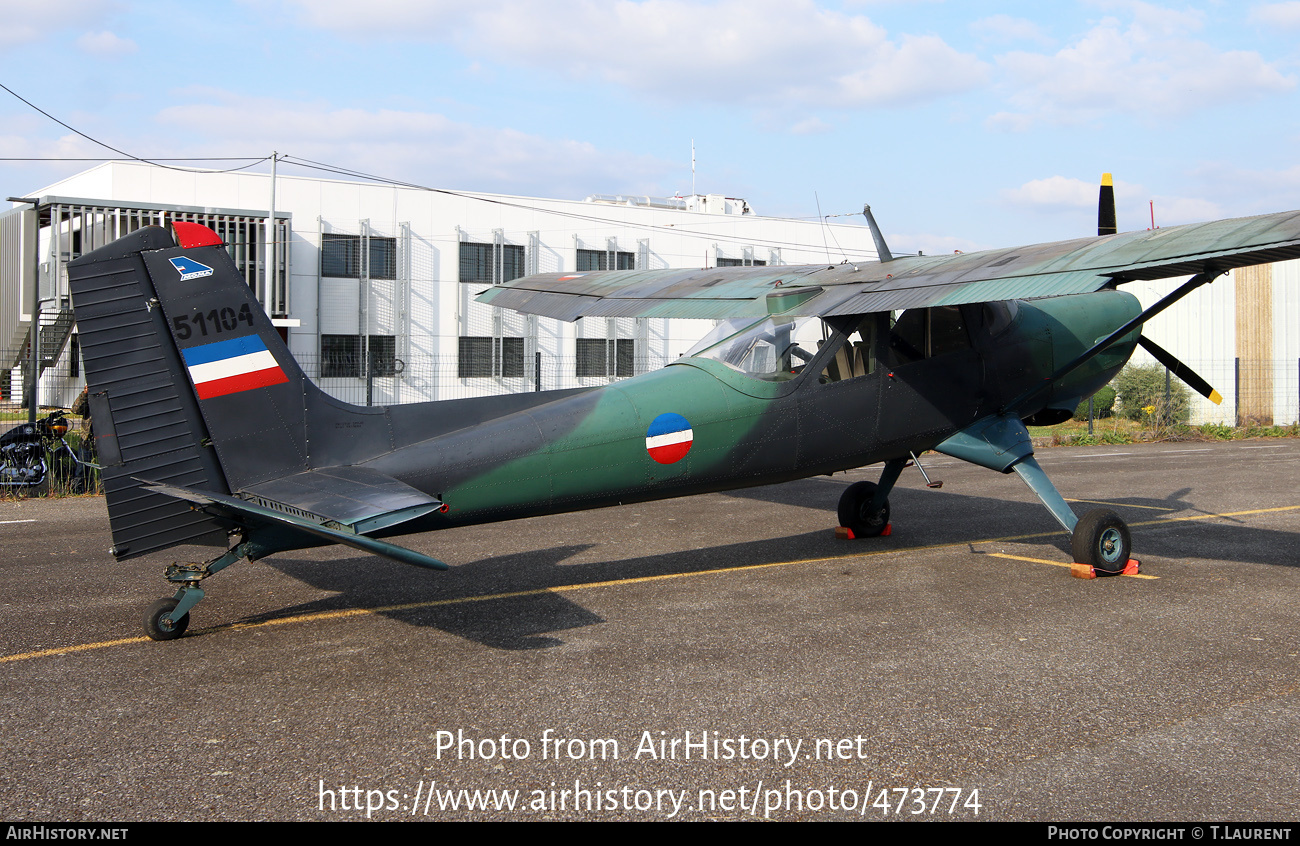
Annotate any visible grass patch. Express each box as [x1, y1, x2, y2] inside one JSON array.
[[1031, 418, 1300, 446]]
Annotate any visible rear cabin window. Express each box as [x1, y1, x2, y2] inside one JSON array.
[[886, 306, 971, 365]]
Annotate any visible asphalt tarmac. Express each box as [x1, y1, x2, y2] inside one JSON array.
[[2, 439, 1298, 821]]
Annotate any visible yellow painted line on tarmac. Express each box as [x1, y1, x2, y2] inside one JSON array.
[[1067, 498, 1173, 511], [0, 636, 150, 664], [987, 552, 1159, 579], [4, 503, 1298, 664], [1128, 503, 1300, 526]]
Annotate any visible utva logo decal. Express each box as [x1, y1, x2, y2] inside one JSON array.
[[645, 412, 693, 464], [168, 256, 214, 281]]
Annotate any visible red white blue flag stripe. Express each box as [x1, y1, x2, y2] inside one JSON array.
[[646, 412, 693, 464], [182, 336, 288, 400]]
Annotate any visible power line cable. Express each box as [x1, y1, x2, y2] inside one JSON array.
[[0, 157, 268, 162], [0, 82, 270, 174], [0, 83, 873, 255]]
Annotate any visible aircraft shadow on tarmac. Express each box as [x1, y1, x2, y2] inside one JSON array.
[[246, 480, 1298, 649]]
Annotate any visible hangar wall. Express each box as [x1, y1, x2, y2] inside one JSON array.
[[9, 161, 884, 407]]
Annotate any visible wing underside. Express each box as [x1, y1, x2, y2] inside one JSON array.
[[478, 210, 1300, 320]]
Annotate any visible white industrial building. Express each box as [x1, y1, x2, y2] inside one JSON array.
[[2, 160, 881, 408], [2, 160, 1297, 425]]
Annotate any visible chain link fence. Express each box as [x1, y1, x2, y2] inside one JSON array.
[[4, 347, 1298, 427], [1, 348, 675, 416]]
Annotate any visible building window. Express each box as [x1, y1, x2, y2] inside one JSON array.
[[459, 336, 525, 378], [460, 242, 526, 285], [321, 335, 397, 377], [368, 335, 397, 376], [321, 335, 359, 377], [576, 249, 635, 271], [322, 234, 397, 279], [576, 338, 634, 378], [717, 257, 767, 267]]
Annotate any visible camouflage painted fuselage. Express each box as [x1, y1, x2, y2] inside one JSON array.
[[365, 290, 1142, 532]]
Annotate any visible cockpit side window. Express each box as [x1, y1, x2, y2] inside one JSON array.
[[685, 316, 826, 382]]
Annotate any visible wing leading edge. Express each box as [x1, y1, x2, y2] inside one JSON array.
[[477, 209, 1300, 320]]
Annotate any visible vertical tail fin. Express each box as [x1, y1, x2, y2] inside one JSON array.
[[68, 222, 315, 558]]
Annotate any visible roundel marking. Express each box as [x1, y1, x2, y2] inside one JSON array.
[[645, 412, 693, 465]]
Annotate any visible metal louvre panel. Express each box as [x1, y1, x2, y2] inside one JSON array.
[[68, 248, 229, 558]]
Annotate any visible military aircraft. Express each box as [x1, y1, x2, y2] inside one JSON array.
[[65, 183, 1300, 639]]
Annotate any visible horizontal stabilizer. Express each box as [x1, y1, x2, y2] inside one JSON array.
[[240, 465, 443, 534], [140, 479, 449, 571]]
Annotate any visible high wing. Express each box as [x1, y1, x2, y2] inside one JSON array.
[[477, 210, 1300, 320]]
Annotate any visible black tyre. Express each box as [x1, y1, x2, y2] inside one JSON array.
[[144, 597, 189, 641], [838, 481, 891, 537], [1071, 509, 1131, 574]]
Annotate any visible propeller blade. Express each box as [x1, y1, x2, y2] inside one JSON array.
[[1137, 335, 1223, 405], [1098, 173, 1117, 236]]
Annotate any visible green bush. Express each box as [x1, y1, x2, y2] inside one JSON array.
[[1196, 423, 1236, 440], [1073, 385, 1116, 420], [1112, 363, 1191, 425]]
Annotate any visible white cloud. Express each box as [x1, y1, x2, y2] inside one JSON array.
[[1095, 0, 1205, 37], [0, 0, 117, 47], [991, 10, 1294, 128], [1002, 176, 1101, 210], [1001, 174, 1229, 229], [1187, 161, 1300, 216], [983, 111, 1034, 132], [151, 90, 677, 199], [970, 14, 1052, 46], [1249, 2, 1300, 28], [275, 0, 473, 33], [1145, 194, 1223, 225], [280, 0, 988, 109], [76, 30, 137, 57], [789, 117, 833, 135], [889, 231, 988, 255]]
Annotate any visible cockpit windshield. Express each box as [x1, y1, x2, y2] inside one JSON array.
[[683, 316, 827, 381]]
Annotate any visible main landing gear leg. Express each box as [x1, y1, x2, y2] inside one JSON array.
[[838, 457, 907, 538], [1011, 456, 1134, 576], [936, 414, 1136, 577], [144, 542, 251, 640]]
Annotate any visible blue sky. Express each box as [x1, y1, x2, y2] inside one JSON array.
[[3, 0, 1299, 254]]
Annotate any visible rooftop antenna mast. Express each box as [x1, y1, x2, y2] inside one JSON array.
[[862, 204, 894, 262], [691, 139, 695, 198]]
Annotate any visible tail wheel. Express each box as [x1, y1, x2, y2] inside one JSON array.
[[144, 597, 190, 641], [838, 481, 890, 537], [1071, 509, 1131, 574]]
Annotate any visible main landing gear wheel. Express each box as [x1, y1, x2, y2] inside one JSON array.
[[144, 597, 190, 641], [1071, 509, 1131, 575], [838, 481, 891, 538]]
